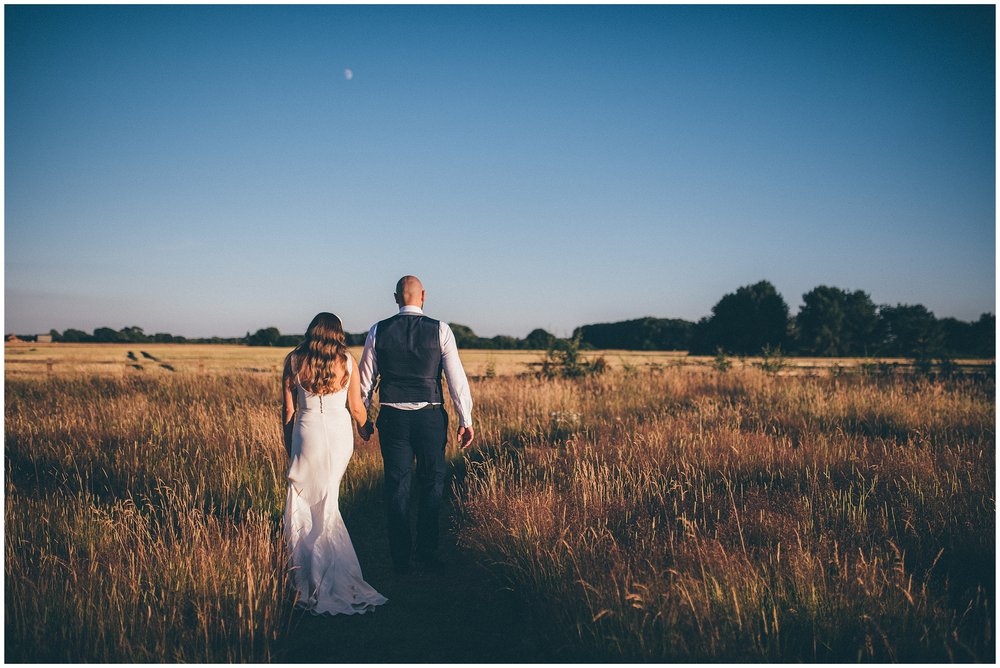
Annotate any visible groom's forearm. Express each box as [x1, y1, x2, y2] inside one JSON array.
[[449, 387, 473, 428], [444, 363, 473, 427], [439, 323, 473, 427]]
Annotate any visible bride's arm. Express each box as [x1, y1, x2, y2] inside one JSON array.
[[347, 354, 372, 434], [281, 354, 296, 457]]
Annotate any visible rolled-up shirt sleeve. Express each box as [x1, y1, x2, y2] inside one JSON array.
[[439, 322, 473, 427], [359, 323, 378, 410]]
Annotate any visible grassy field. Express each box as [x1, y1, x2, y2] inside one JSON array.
[[4, 343, 995, 661], [458, 369, 994, 661], [4, 341, 991, 378], [3, 342, 668, 377]]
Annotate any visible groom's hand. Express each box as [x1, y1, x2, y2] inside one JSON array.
[[359, 420, 374, 441], [457, 425, 475, 449]]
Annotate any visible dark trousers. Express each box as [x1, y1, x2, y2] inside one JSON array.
[[376, 405, 448, 567]]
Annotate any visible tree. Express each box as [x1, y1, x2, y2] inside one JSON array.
[[93, 327, 126, 343], [796, 286, 845, 356], [276, 334, 304, 347], [690, 281, 790, 355], [939, 317, 974, 358], [448, 324, 479, 348], [61, 328, 91, 342], [877, 304, 942, 358], [574, 317, 693, 350], [522, 328, 556, 350], [246, 327, 281, 347], [119, 326, 149, 343], [796, 286, 879, 356], [941, 313, 996, 358], [489, 335, 518, 349], [970, 313, 995, 358], [841, 290, 882, 356]]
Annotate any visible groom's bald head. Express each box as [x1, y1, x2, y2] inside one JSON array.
[[394, 275, 425, 307]]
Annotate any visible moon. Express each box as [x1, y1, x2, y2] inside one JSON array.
[[344, 68, 353, 81]]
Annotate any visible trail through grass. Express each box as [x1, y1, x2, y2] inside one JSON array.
[[277, 468, 547, 662]]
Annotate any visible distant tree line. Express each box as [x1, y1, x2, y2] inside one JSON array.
[[573, 317, 693, 351], [23, 280, 995, 359], [453, 280, 991, 360], [686, 280, 994, 360], [34, 325, 369, 348], [447, 325, 558, 350]]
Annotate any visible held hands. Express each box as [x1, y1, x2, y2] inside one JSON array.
[[457, 425, 475, 449], [358, 419, 375, 442]]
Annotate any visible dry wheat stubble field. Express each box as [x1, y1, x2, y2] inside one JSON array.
[[4, 342, 995, 661]]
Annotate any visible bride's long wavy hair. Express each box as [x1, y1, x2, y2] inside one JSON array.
[[290, 312, 350, 394]]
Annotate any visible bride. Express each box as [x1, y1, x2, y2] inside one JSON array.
[[282, 312, 387, 615]]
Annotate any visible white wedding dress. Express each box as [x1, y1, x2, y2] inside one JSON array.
[[284, 354, 387, 615]]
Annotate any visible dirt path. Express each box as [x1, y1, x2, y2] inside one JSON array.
[[275, 465, 547, 663]]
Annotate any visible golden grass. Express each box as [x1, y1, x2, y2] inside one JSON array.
[[457, 369, 995, 661], [4, 350, 994, 661], [4, 343, 297, 375], [4, 372, 389, 661], [5, 341, 990, 378]]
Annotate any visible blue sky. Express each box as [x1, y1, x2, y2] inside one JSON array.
[[5, 5, 995, 337]]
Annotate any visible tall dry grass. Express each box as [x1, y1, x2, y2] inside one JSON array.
[[456, 368, 994, 661], [5, 365, 994, 661], [4, 372, 384, 661]]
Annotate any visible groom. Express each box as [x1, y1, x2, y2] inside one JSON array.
[[359, 275, 475, 574]]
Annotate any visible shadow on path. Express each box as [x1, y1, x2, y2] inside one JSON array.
[[275, 451, 548, 663]]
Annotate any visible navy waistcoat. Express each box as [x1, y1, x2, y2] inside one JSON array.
[[375, 313, 444, 404]]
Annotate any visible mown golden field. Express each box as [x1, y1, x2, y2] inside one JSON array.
[[5, 341, 990, 377], [4, 343, 995, 661]]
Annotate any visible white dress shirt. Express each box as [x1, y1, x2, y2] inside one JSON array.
[[359, 305, 473, 428]]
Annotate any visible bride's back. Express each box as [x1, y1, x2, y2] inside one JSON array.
[[291, 351, 351, 415]]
